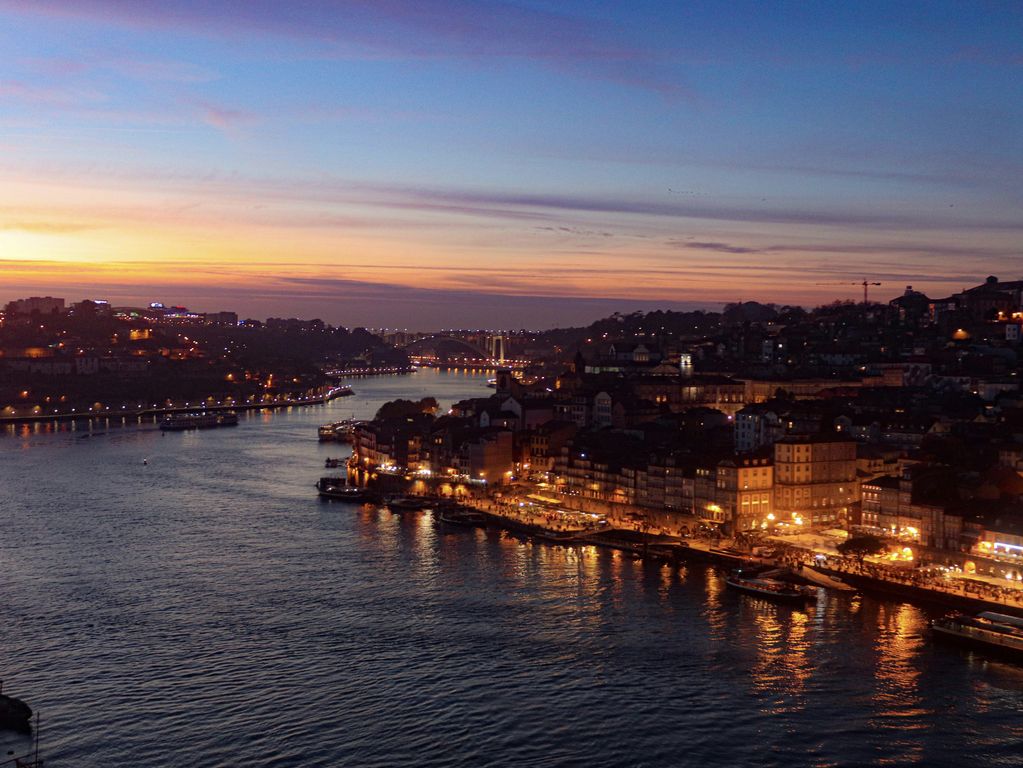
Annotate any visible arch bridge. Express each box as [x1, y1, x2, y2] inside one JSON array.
[[403, 334, 506, 363]]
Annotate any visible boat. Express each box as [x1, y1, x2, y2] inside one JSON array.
[[319, 485, 377, 503], [725, 569, 816, 604], [316, 477, 377, 503], [333, 422, 357, 444], [932, 611, 1023, 659], [438, 509, 487, 527], [317, 418, 359, 443], [324, 457, 343, 468], [387, 497, 431, 511], [160, 412, 239, 431]]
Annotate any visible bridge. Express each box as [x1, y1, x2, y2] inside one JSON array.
[[400, 334, 519, 367]]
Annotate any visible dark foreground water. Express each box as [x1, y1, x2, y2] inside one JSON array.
[[2, 369, 1023, 767]]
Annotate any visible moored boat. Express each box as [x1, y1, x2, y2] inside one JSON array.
[[333, 420, 357, 443], [438, 509, 487, 527], [160, 411, 239, 430], [932, 611, 1023, 659], [726, 570, 816, 604], [316, 476, 378, 503], [317, 418, 359, 443], [387, 497, 431, 511]]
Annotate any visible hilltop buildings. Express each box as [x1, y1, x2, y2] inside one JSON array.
[[349, 275, 1023, 583]]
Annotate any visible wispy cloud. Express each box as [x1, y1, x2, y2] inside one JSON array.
[[0, 80, 106, 107], [0, 0, 690, 98], [21, 54, 217, 83], [7, 161, 1023, 236], [679, 240, 762, 254], [667, 238, 1023, 260], [192, 100, 258, 132]]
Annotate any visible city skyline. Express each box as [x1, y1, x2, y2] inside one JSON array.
[[2, 1, 1022, 327]]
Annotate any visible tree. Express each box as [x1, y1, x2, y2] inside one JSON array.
[[374, 397, 438, 421], [837, 534, 886, 563]]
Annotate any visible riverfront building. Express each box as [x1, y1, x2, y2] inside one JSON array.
[[773, 435, 858, 528]]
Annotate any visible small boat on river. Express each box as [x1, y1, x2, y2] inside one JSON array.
[[316, 477, 378, 503], [932, 611, 1023, 659], [726, 569, 816, 604], [438, 509, 487, 527], [317, 418, 359, 443], [387, 497, 432, 512], [160, 412, 238, 431]]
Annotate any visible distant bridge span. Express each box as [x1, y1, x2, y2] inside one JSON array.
[[403, 335, 493, 360]]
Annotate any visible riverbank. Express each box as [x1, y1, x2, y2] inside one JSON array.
[[811, 560, 1023, 619], [325, 366, 416, 377], [388, 489, 1023, 619], [0, 386, 353, 426]]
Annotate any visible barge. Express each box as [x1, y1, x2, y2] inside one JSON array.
[[932, 611, 1023, 659], [317, 418, 359, 443], [159, 411, 238, 430], [387, 497, 433, 512], [315, 476, 378, 503]]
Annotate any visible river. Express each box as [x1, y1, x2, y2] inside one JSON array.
[[1, 369, 1022, 767]]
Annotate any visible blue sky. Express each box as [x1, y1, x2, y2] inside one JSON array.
[[1, 1, 1021, 327]]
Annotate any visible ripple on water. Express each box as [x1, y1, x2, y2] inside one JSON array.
[[2, 372, 1022, 767]]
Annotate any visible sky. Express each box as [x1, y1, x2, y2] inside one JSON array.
[[1, 1, 1022, 329]]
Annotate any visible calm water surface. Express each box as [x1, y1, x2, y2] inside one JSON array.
[[2, 369, 1023, 767]]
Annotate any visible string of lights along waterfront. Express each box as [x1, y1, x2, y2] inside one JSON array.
[[1, 369, 1020, 767]]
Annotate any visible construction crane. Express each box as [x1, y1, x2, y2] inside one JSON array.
[[815, 279, 882, 304]]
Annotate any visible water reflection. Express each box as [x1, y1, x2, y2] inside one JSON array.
[[6, 370, 1023, 767], [869, 602, 930, 764], [746, 605, 813, 713], [702, 569, 728, 642]]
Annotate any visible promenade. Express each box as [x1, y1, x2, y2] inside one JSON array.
[[452, 487, 1023, 615], [764, 533, 1023, 615], [1, 385, 353, 425]]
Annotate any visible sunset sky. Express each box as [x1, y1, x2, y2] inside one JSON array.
[[1, 1, 1021, 328]]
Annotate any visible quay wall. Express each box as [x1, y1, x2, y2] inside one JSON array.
[[1, 388, 352, 425]]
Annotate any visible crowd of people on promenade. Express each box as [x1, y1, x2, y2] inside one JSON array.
[[769, 546, 1023, 609], [443, 489, 1023, 610], [463, 495, 602, 533]]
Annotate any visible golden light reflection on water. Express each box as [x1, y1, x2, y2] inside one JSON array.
[[409, 509, 440, 579], [869, 602, 930, 765], [703, 569, 728, 641], [659, 563, 684, 604], [745, 606, 812, 713]]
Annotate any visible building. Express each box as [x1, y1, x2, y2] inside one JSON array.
[[773, 435, 858, 528], [460, 428, 514, 484], [205, 311, 239, 326], [734, 404, 784, 452], [679, 375, 747, 415], [5, 296, 65, 315], [715, 456, 774, 532], [525, 420, 576, 472], [635, 454, 689, 512], [352, 417, 428, 472], [861, 474, 900, 530]]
